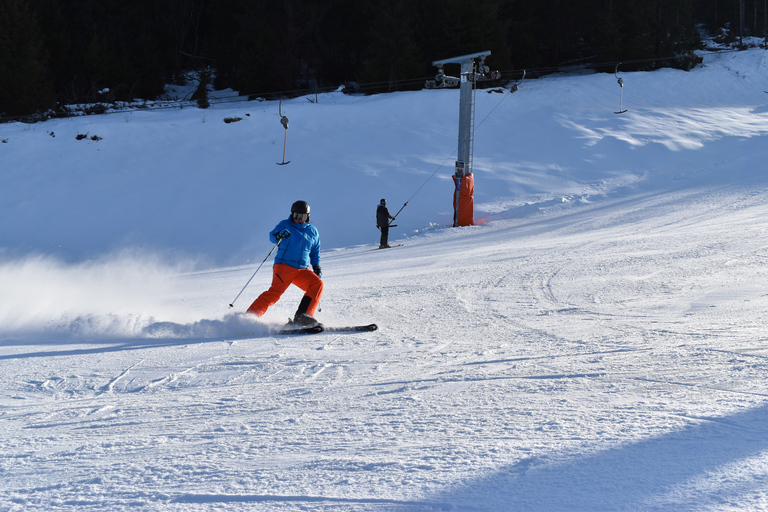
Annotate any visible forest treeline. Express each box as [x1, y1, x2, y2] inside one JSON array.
[[0, 0, 763, 118]]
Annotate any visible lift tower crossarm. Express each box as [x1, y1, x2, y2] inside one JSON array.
[[432, 51, 491, 67]]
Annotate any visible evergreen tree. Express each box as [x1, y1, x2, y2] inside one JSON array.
[[315, 0, 371, 87], [206, 0, 276, 94], [362, 0, 424, 91], [0, 0, 722, 116], [0, 0, 55, 117]]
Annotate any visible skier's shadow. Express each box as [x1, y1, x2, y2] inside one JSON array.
[[421, 403, 768, 511], [0, 335, 221, 361]]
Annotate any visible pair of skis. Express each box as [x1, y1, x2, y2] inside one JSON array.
[[277, 323, 378, 335]]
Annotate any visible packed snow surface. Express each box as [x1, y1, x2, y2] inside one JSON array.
[[3, 48, 768, 510]]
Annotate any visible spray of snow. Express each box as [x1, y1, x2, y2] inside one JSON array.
[[0, 251, 230, 338]]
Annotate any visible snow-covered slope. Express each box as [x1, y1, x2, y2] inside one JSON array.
[[3, 48, 768, 510]]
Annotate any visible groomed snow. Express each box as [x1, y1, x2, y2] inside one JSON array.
[[3, 47, 768, 510]]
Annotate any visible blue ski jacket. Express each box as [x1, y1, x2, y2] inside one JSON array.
[[270, 217, 321, 269]]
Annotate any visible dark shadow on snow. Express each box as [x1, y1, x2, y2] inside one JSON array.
[[416, 403, 768, 511]]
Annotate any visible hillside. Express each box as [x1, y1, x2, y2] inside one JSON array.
[[2, 47, 768, 510]]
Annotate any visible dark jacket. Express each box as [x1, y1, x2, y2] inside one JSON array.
[[377, 205, 393, 228]]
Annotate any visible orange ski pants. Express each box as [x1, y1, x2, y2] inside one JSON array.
[[246, 263, 323, 317]]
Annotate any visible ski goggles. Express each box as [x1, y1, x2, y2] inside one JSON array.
[[292, 213, 309, 222]]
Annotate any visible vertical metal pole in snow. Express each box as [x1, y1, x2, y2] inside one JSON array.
[[431, 51, 491, 227], [456, 58, 476, 180]]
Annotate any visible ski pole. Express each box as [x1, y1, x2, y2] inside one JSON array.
[[228, 241, 280, 308]]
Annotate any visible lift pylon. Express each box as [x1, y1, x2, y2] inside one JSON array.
[[427, 51, 499, 227]]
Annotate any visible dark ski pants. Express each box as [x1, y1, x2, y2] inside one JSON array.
[[379, 225, 390, 248], [247, 263, 323, 317]]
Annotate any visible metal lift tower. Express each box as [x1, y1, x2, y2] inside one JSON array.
[[428, 51, 499, 227]]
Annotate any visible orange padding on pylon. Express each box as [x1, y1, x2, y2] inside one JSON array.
[[452, 173, 474, 226]]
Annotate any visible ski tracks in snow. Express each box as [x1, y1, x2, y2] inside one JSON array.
[[99, 358, 145, 394], [5, 174, 768, 510]]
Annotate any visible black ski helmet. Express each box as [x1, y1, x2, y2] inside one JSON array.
[[380, 198, 386, 206], [291, 200, 310, 221]]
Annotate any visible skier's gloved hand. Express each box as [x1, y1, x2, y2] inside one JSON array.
[[275, 229, 291, 241], [313, 265, 322, 278]]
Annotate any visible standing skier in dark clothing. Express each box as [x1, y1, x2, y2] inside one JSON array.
[[376, 199, 396, 249]]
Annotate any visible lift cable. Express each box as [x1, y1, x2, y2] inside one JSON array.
[[393, 69, 527, 220]]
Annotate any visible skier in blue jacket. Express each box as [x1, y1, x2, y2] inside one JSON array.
[[247, 200, 323, 326]]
